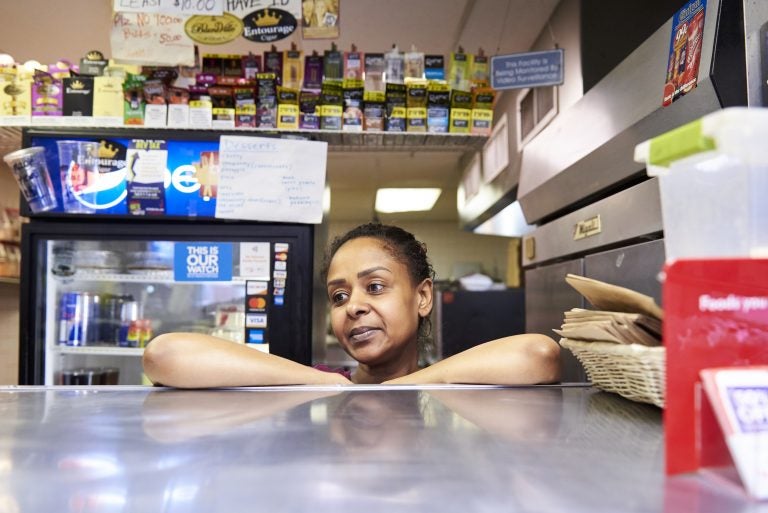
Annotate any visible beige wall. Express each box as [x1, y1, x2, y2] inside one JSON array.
[[0, 288, 19, 385], [327, 220, 512, 283], [0, 146, 20, 385]]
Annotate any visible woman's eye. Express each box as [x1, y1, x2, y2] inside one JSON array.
[[331, 291, 348, 304], [368, 283, 384, 294]]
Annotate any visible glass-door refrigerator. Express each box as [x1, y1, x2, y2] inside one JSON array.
[[17, 128, 317, 385], [20, 220, 313, 385]]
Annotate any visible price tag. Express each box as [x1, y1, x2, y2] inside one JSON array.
[[114, 0, 223, 16]]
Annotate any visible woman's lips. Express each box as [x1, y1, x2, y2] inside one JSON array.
[[348, 327, 379, 343]]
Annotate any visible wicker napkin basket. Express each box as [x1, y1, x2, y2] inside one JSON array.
[[560, 338, 666, 408]]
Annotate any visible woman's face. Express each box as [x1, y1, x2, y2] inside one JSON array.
[[326, 237, 432, 367]]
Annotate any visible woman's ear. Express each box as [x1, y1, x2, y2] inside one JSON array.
[[416, 278, 434, 318]]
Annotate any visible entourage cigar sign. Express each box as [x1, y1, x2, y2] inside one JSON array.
[[242, 7, 297, 43]]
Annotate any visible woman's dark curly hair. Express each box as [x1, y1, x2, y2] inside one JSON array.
[[321, 223, 436, 357]]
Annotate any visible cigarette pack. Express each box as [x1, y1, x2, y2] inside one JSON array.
[[93, 76, 124, 125]]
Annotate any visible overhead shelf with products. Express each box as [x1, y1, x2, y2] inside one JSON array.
[[0, 125, 487, 153]]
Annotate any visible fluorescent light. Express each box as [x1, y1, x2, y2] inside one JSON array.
[[375, 188, 442, 213]]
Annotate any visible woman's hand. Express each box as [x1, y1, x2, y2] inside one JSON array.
[[382, 334, 561, 386]]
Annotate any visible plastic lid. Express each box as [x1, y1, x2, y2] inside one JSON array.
[[635, 107, 768, 168], [634, 118, 715, 168]]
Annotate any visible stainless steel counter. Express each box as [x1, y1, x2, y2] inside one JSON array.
[[0, 385, 764, 512]]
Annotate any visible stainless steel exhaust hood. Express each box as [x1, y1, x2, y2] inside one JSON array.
[[518, 0, 745, 230], [516, 0, 749, 383]]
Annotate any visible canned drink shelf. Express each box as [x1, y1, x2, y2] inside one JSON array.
[[53, 346, 144, 357]]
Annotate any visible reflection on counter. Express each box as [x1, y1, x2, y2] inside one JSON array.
[[4, 386, 767, 512]]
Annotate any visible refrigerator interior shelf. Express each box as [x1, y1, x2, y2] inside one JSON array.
[[68, 270, 175, 282], [63, 271, 260, 283], [53, 346, 144, 357]]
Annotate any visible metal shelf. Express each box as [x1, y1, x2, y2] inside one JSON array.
[[53, 346, 144, 357], [4, 124, 487, 152]]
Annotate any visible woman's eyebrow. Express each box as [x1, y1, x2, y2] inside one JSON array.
[[326, 278, 346, 288], [327, 266, 392, 288], [357, 266, 391, 278]]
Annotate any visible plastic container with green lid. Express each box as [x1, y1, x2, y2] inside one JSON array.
[[634, 107, 768, 262]]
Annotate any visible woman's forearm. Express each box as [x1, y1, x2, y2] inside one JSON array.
[[142, 332, 351, 387], [386, 334, 561, 385]]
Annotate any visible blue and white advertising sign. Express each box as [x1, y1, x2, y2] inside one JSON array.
[[491, 49, 564, 90], [29, 135, 222, 218], [174, 242, 233, 281]]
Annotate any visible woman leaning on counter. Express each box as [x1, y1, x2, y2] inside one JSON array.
[[143, 223, 561, 387]]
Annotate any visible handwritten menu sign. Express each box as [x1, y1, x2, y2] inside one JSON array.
[[215, 136, 327, 224], [110, 11, 195, 66], [114, 0, 224, 16]]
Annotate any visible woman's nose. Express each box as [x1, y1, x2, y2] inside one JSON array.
[[345, 291, 370, 317]]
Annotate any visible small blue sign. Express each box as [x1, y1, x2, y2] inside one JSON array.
[[491, 49, 564, 90], [247, 329, 265, 344], [174, 242, 233, 281]]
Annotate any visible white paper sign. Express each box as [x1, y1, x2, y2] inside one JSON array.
[[239, 242, 270, 279], [110, 11, 195, 66], [223, 0, 300, 18], [114, 0, 224, 16], [216, 136, 327, 223]]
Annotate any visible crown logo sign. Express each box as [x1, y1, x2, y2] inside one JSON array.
[[70, 80, 85, 90], [98, 141, 119, 159], [254, 9, 282, 27], [86, 51, 104, 61]]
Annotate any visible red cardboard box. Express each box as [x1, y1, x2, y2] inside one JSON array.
[[664, 259, 768, 475]]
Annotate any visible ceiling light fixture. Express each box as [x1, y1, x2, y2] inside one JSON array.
[[374, 188, 442, 213]]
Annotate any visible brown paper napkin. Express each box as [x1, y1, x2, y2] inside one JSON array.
[[565, 274, 664, 320], [555, 308, 662, 346]]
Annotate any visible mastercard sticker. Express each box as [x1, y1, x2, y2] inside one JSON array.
[[247, 296, 267, 311]]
